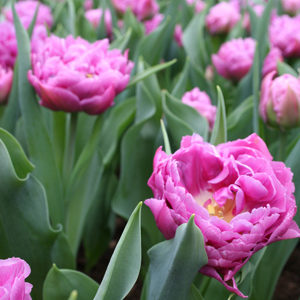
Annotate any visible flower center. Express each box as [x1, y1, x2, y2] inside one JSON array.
[[195, 191, 235, 222]]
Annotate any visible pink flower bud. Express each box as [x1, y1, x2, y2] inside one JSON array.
[[84, 0, 93, 10], [112, 0, 159, 21], [182, 87, 216, 130], [85, 9, 112, 36], [145, 133, 300, 298], [4, 0, 53, 29], [282, 0, 300, 14], [186, 0, 205, 13], [262, 48, 283, 77], [205, 2, 241, 35], [28, 35, 134, 114], [144, 14, 164, 35], [174, 24, 183, 47], [269, 15, 300, 58], [212, 38, 256, 81], [260, 71, 300, 128], [0, 257, 32, 300], [0, 66, 13, 104]]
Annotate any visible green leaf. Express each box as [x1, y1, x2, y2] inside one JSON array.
[[147, 216, 208, 300], [210, 86, 227, 145], [163, 92, 209, 148], [0, 131, 74, 299], [227, 96, 253, 140], [128, 59, 177, 88], [43, 265, 99, 300], [93, 202, 142, 300], [252, 45, 260, 134], [110, 28, 132, 51], [67, 0, 76, 36], [277, 61, 298, 77], [160, 119, 171, 155], [13, 3, 64, 225], [190, 284, 205, 300]]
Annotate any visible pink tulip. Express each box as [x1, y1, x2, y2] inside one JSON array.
[[145, 133, 300, 298], [182, 88, 216, 130], [112, 0, 159, 21], [85, 9, 112, 36], [206, 2, 241, 35], [0, 21, 18, 69], [186, 0, 205, 13], [4, 0, 53, 29], [282, 0, 300, 14], [262, 48, 283, 77], [212, 38, 256, 81], [28, 35, 134, 114], [260, 71, 300, 128], [0, 66, 13, 104], [144, 14, 164, 35], [0, 257, 32, 300], [174, 24, 183, 47], [84, 0, 93, 10], [269, 15, 300, 58]]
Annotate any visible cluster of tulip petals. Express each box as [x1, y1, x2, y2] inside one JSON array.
[[28, 36, 134, 114], [145, 134, 300, 297]]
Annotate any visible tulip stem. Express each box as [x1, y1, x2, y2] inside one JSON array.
[[278, 130, 286, 161], [63, 112, 78, 182]]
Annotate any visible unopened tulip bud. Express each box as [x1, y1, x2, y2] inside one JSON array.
[[0, 66, 13, 104], [260, 71, 300, 128]]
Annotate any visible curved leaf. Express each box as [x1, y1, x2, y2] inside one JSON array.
[[147, 216, 208, 300], [210, 86, 227, 145], [43, 265, 98, 300], [93, 202, 142, 300]]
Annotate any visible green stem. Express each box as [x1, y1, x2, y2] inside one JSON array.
[[63, 112, 78, 183], [278, 130, 286, 161]]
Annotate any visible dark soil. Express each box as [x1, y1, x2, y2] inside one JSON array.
[[78, 217, 300, 300]]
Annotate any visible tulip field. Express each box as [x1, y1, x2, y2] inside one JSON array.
[[0, 0, 300, 299]]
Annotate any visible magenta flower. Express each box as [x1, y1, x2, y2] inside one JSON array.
[[182, 88, 216, 130], [0, 66, 13, 104], [262, 48, 283, 78], [269, 15, 300, 58], [85, 9, 112, 36], [205, 2, 241, 35], [212, 38, 256, 81], [0, 21, 18, 69], [145, 133, 300, 297], [84, 0, 93, 10], [28, 35, 134, 114], [282, 0, 300, 14], [186, 0, 205, 13], [4, 0, 53, 29], [174, 24, 183, 48], [260, 71, 300, 128], [242, 4, 264, 32], [144, 14, 164, 35], [0, 257, 32, 300], [112, 0, 159, 21]]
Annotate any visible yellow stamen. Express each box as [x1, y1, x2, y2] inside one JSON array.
[[86, 73, 93, 78]]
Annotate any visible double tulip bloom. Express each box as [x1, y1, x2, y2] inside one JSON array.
[[212, 38, 256, 81], [112, 0, 159, 21], [269, 15, 300, 58], [0, 257, 32, 300], [205, 2, 241, 35], [262, 48, 283, 78], [145, 133, 300, 297], [260, 71, 300, 128], [181, 88, 216, 130], [28, 36, 134, 114]]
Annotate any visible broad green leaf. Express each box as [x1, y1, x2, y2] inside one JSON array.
[[43, 265, 98, 300], [147, 216, 208, 300], [128, 59, 177, 88], [13, 4, 64, 225], [163, 92, 209, 149], [67, 0, 76, 36], [110, 28, 132, 51], [190, 284, 205, 300], [0, 132, 74, 299], [252, 45, 260, 134], [277, 61, 298, 77], [210, 86, 227, 145], [93, 202, 142, 300], [227, 96, 253, 140], [171, 58, 190, 98], [113, 61, 161, 218]]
